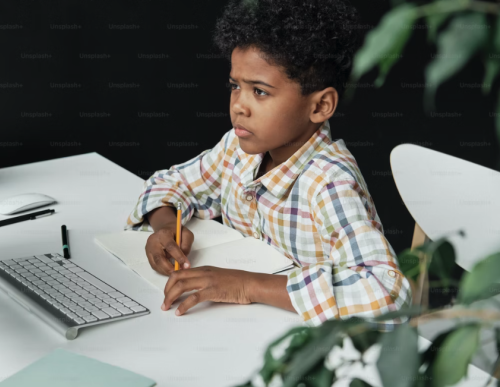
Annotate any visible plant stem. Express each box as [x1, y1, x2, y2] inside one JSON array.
[[410, 308, 500, 327]]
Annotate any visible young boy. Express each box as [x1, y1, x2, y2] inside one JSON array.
[[125, 0, 412, 329]]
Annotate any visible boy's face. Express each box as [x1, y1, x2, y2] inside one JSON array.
[[229, 45, 336, 157]]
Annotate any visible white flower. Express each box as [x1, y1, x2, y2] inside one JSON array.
[[270, 334, 295, 361], [324, 345, 344, 371], [268, 373, 284, 387], [251, 373, 266, 387]]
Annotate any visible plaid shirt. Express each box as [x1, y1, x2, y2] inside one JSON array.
[[125, 120, 412, 329]]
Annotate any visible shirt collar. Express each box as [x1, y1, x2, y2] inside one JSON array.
[[235, 120, 333, 198]]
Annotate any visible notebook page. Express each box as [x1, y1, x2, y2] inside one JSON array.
[[124, 237, 295, 291], [95, 217, 244, 266]]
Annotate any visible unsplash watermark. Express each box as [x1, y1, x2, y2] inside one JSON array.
[[137, 112, 170, 118], [372, 112, 403, 118], [50, 141, 81, 147], [108, 141, 140, 147], [79, 112, 111, 118], [79, 53, 111, 59], [21, 112, 52, 118]]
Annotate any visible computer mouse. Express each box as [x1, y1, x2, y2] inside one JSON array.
[[0, 193, 56, 215]]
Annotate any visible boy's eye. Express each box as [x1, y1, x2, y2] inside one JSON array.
[[227, 82, 268, 96]]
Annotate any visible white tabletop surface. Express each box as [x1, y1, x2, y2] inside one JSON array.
[[0, 152, 493, 386], [391, 144, 500, 272]]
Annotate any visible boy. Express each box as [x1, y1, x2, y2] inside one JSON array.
[[125, 0, 412, 329]]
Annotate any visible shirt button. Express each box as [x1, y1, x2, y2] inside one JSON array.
[[253, 231, 260, 239], [388, 270, 396, 278], [246, 194, 253, 201]]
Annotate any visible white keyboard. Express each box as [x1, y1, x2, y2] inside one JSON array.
[[0, 252, 150, 339]]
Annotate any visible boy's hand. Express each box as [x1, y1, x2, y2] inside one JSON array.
[[145, 222, 194, 276], [161, 266, 254, 315]]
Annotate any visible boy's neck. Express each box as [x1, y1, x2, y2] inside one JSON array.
[[267, 122, 323, 168]]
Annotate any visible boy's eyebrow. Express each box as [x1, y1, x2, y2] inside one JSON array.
[[229, 75, 277, 89]]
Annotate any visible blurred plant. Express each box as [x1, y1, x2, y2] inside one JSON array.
[[235, 231, 500, 387], [344, 0, 500, 169]]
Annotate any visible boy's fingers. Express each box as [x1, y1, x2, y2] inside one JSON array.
[[180, 230, 194, 268], [146, 248, 174, 276], [163, 239, 190, 269]]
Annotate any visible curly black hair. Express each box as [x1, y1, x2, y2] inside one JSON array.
[[211, 0, 361, 99]]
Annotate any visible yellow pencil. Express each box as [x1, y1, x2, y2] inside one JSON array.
[[175, 201, 182, 271]]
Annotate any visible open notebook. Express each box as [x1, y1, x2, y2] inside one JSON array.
[[94, 217, 296, 292]]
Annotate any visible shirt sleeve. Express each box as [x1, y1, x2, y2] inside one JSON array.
[[286, 177, 413, 330], [124, 130, 232, 232]]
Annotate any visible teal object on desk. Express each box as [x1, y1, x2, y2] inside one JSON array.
[[0, 348, 156, 387]]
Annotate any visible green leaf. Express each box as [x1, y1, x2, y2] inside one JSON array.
[[432, 324, 481, 386], [496, 327, 500, 359], [496, 89, 500, 157], [421, 330, 453, 369], [351, 4, 417, 83], [376, 323, 419, 387], [397, 249, 421, 281], [372, 305, 423, 322], [424, 12, 488, 112], [350, 378, 372, 387], [482, 15, 500, 95], [427, 241, 455, 288], [282, 319, 362, 387], [457, 252, 500, 305], [426, 12, 450, 44], [350, 330, 380, 354], [307, 361, 335, 387], [260, 326, 312, 382], [281, 320, 343, 387]]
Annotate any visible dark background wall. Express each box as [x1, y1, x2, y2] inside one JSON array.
[[1, 0, 498, 264]]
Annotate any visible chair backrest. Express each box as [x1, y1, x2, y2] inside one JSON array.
[[411, 222, 429, 250], [409, 222, 430, 306]]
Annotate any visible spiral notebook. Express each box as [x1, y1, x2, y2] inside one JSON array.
[[94, 217, 296, 292]]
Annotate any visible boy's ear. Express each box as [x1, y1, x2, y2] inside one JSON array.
[[310, 87, 338, 122]]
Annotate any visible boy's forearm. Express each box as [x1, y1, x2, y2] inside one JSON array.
[[146, 205, 178, 232], [246, 273, 297, 313]]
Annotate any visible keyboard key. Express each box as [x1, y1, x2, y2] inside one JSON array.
[[76, 310, 91, 317], [92, 310, 110, 320], [95, 302, 109, 309], [107, 291, 124, 299], [76, 272, 115, 293], [69, 267, 84, 273], [5, 260, 16, 265], [35, 255, 54, 263], [13, 257, 31, 262], [83, 315, 98, 323], [102, 308, 121, 317], [116, 297, 132, 303], [74, 317, 85, 324], [117, 306, 133, 315], [110, 303, 123, 309], [89, 289, 104, 296], [130, 305, 146, 313]]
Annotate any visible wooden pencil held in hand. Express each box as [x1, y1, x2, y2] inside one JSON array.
[[175, 202, 182, 271]]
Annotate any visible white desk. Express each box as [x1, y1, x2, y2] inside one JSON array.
[[0, 153, 301, 387], [0, 153, 494, 386]]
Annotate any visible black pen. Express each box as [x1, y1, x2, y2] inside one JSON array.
[[0, 209, 55, 227], [61, 225, 70, 259]]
